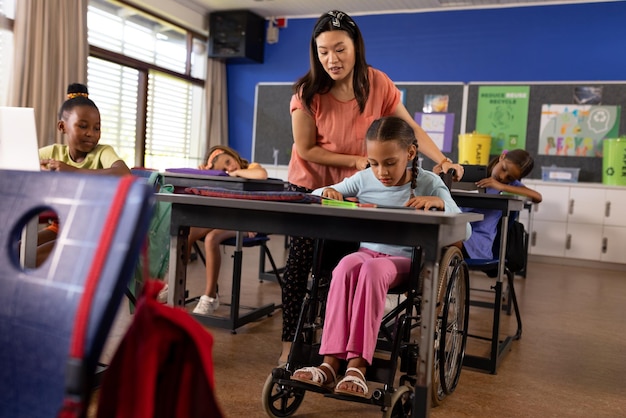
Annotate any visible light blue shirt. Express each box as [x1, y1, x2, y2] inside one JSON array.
[[313, 167, 472, 257]]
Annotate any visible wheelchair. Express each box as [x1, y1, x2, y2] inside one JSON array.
[[261, 238, 470, 417]]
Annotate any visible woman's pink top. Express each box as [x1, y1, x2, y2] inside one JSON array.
[[288, 67, 400, 190]]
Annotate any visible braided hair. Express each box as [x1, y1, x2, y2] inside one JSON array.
[[58, 83, 98, 120], [365, 116, 419, 198]]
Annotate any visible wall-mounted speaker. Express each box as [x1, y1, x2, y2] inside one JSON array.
[[208, 10, 265, 63]]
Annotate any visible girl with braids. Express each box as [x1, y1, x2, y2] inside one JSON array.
[[280, 9, 464, 365], [461, 149, 542, 260], [36, 83, 129, 266], [291, 116, 470, 398]]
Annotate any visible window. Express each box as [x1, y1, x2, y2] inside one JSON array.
[[0, 0, 15, 106], [88, 0, 206, 169]]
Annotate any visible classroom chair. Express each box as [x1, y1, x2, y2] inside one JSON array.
[[0, 170, 153, 418], [187, 232, 284, 333]]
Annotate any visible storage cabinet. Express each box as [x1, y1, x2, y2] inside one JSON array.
[[524, 181, 626, 264]]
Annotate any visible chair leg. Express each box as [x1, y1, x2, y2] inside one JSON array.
[[258, 242, 284, 287], [506, 269, 523, 340]]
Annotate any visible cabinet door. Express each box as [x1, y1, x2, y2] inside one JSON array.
[[601, 226, 626, 263], [532, 185, 570, 222], [604, 189, 626, 227], [568, 187, 605, 224], [531, 220, 566, 257], [565, 223, 603, 260]]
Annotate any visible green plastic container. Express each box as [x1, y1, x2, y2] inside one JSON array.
[[603, 137, 626, 186]]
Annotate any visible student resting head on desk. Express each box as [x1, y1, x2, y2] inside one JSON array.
[[36, 83, 130, 266], [460, 149, 543, 260], [290, 116, 471, 398], [279, 9, 466, 366], [188, 145, 268, 315]]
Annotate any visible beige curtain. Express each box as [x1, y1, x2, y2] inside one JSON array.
[[9, 0, 88, 147], [204, 57, 228, 156]]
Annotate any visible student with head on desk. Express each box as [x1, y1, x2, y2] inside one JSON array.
[[290, 116, 471, 397], [36, 83, 130, 266], [279, 9, 466, 365], [460, 149, 542, 260], [187, 145, 269, 316]]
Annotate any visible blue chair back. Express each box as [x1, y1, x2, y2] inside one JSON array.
[[0, 170, 153, 417]]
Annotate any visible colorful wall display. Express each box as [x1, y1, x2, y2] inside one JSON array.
[[538, 104, 621, 157]]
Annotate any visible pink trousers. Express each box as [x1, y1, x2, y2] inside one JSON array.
[[319, 247, 411, 364]]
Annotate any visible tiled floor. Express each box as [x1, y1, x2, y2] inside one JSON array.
[[99, 237, 626, 417]]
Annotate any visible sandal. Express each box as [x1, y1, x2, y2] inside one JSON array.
[[334, 367, 369, 398], [291, 362, 337, 390]]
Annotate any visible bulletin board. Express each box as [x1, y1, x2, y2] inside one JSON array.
[[252, 82, 466, 168], [465, 82, 626, 182]]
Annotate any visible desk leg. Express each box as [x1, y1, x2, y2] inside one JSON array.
[[414, 260, 437, 418], [168, 225, 189, 307]]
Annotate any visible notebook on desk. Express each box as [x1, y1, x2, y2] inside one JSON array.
[[0, 107, 41, 171]]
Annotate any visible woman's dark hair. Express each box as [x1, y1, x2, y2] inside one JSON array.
[[58, 83, 98, 120], [293, 10, 370, 114], [487, 149, 535, 179], [366, 116, 419, 193]]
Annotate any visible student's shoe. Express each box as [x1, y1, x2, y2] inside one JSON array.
[[156, 283, 168, 304], [193, 294, 220, 315]]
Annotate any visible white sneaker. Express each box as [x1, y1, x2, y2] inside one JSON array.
[[193, 294, 220, 315], [156, 283, 168, 304]]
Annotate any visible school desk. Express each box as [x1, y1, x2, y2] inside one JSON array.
[[450, 191, 525, 374], [158, 192, 481, 418]]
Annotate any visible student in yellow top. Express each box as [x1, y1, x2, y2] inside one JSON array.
[[39, 83, 130, 175], [36, 83, 130, 266], [189, 145, 268, 316]]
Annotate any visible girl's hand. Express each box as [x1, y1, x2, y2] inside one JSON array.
[[40, 159, 74, 172], [405, 196, 445, 211], [475, 177, 505, 191], [322, 188, 344, 201]]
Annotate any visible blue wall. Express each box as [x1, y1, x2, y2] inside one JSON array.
[[226, 1, 626, 160]]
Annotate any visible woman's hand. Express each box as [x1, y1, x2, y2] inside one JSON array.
[[405, 196, 445, 211], [433, 160, 464, 181], [355, 156, 369, 171], [321, 187, 344, 201]]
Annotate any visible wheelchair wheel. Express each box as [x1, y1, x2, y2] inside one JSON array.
[[261, 372, 305, 417], [431, 246, 469, 406], [382, 385, 412, 418]]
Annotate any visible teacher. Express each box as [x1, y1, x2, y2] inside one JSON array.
[[279, 10, 464, 364]]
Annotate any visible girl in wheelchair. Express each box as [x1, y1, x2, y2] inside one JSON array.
[[290, 116, 471, 397]]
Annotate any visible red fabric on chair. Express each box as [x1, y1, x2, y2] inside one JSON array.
[[96, 280, 224, 418]]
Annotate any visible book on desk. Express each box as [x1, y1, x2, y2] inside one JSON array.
[[163, 168, 286, 192]]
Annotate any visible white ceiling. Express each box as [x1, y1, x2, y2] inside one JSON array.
[[175, 0, 608, 19]]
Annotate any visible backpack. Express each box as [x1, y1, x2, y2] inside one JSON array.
[[129, 171, 173, 306], [505, 219, 527, 273]]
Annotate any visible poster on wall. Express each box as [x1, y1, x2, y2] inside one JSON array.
[[415, 112, 454, 152], [475, 85, 531, 154], [538, 104, 620, 157]]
